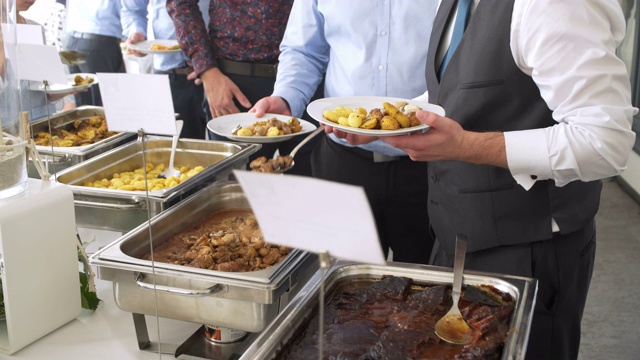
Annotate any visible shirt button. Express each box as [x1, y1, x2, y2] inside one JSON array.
[[380, 30, 387, 36], [378, 65, 384, 70], [430, 174, 438, 183]]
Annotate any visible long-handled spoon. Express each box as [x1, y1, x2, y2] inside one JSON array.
[[434, 234, 479, 345], [158, 120, 184, 179], [274, 124, 325, 173]]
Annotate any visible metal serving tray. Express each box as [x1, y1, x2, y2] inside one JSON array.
[[241, 261, 538, 360], [89, 181, 319, 333], [55, 139, 260, 232], [29, 106, 136, 176]]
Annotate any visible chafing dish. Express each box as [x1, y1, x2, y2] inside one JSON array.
[[28, 106, 136, 177], [55, 139, 260, 232], [241, 261, 537, 360], [89, 180, 318, 333]]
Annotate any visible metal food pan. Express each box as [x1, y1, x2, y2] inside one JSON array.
[[89, 181, 319, 332], [240, 261, 537, 360], [55, 139, 260, 232], [28, 106, 136, 176]]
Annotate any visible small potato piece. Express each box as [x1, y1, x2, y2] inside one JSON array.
[[334, 106, 354, 118], [236, 128, 253, 136], [355, 107, 367, 116], [394, 112, 411, 128], [409, 113, 421, 127], [394, 101, 408, 108], [347, 113, 365, 128], [380, 115, 400, 130], [360, 116, 379, 129], [338, 116, 350, 126], [382, 102, 399, 116], [266, 126, 280, 136], [323, 110, 340, 123]]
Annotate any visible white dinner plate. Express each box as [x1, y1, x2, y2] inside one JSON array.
[[128, 40, 181, 55], [29, 73, 99, 95], [207, 113, 317, 143], [307, 96, 446, 137]]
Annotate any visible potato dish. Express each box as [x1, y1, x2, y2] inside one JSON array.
[[33, 114, 118, 147], [323, 101, 422, 130], [73, 75, 94, 86], [232, 117, 302, 137], [81, 162, 204, 191]]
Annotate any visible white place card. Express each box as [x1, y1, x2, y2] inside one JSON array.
[[16, 44, 67, 84], [233, 170, 386, 265], [2, 23, 43, 45], [97, 73, 177, 135]]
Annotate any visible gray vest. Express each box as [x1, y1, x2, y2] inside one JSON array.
[[425, 0, 602, 254]]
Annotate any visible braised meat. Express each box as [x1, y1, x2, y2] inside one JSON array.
[[281, 276, 515, 360]]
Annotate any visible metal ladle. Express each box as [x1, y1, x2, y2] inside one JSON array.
[[434, 234, 479, 345], [274, 125, 325, 173]]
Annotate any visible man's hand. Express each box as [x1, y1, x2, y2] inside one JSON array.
[[126, 32, 147, 57], [201, 67, 251, 117], [382, 110, 508, 167], [187, 70, 202, 86], [249, 96, 291, 117]]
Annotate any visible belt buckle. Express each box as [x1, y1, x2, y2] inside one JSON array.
[[373, 153, 399, 162]]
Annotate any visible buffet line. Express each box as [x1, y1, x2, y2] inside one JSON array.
[[4, 106, 537, 359]]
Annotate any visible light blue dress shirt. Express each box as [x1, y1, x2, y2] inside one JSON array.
[[65, 0, 123, 39], [274, 0, 438, 156], [121, 0, 209, 72]]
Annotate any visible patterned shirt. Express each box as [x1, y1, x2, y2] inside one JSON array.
[[166, 0, 293, 76]]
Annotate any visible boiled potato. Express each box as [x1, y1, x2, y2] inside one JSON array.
[[347, 113, 365, 128], [380, 116, 400, 130], [236, 128, 253, 136], [338, 116, 350, 126], [323, 110, 340, 123], [266, 126, 281, 136], [334, 106, 353, 118]]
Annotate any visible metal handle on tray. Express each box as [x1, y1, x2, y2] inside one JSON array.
[[135, 273, 224, 296], [74, 199, 143, 210]]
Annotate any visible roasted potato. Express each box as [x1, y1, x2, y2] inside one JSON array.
[[380, 116, 400, 130], [348, 113, 365, 128]]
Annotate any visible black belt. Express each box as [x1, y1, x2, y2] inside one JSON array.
[[155, 66, 194, 76], [217, 58, 277, 78], [71, 31, 120, 43], [329, 137, 409, 163]]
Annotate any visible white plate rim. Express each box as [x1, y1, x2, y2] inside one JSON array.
[[306, 96, 446, 137], [128, 39, 181, 55], [29, 73, 98, 94], [206, 113, 317, 143]]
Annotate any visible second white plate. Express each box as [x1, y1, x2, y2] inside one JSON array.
[[307, 96, 446, 137], [207, 113, 317, 143], [29, 73, 99, 95], [128, 40, 181, 55]]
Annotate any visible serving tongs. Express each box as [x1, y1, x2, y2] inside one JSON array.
[[434, 234, 480, 345]]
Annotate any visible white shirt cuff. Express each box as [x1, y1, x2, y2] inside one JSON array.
[[504, 129, 553, 190]]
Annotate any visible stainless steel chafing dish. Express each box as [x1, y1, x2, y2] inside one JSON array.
[[89, 180, 319, 333], [55, 138, 260, 232], [241, 261, 537, 360], [28, 106, 136, 177]]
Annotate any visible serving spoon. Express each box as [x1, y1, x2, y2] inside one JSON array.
[[274, 124, 325, 173], [434, 234, 479, 345], [158, 120, 184, 179]]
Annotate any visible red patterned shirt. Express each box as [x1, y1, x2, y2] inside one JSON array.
[[167, 0, 293, 76]]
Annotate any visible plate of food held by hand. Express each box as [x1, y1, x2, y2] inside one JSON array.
[[128, 40, 181, 54], [29, 73, 98, 95], [307, 96, 445, 137], [207, 113, 317, 143]]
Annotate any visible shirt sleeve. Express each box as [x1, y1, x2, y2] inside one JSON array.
[[272, 0, 329, 117], [507, 0, 637, 190], [166, 0, 216, 76], [121, 0, 149, 37]]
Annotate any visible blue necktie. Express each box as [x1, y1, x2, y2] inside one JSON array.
[[439, 0, 472, 77]]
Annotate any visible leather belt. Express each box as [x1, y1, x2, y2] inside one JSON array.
[[71, 31, 120, 43], [155, 66, 194, 76], [217, 58, 277, 78]]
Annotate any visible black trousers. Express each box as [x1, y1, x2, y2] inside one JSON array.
[[431, 219, 597, 360], [155, 71, 206, 139], [205, 71, 324, 177], [310, 136, 433, 264], [63, 34, 125, 106]]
